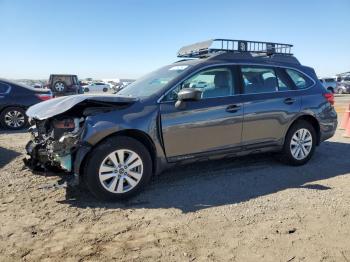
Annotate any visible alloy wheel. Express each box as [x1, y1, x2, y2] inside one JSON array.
[[290, 128, 313, 160], [98, 149, 143, 194], [4, 110, 25, 128]]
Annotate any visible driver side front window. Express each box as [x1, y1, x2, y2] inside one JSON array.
[[164, 67, 234, 101]]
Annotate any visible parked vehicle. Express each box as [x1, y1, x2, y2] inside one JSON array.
[[319, 78, 337, 93], [335, 72, 350, 82], [33, 83, 43, 89], [335, 81, 350, 94], [48, 74, 81, 96], [25, 39, 337, 200], [0, 79, 52, 129], [83, 82, 110, 93]]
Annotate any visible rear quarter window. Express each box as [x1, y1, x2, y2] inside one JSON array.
[[285, 69, 314, 89]]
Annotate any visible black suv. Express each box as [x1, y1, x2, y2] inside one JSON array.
[[47, 74, 81, 96], [25, 39, 337, 200]]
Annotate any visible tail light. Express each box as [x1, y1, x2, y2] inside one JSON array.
[[323, 93, 334, 106], [36, 93, 52, 101]]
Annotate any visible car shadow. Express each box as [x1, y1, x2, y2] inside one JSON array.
[[0, 146, 21, 168], [59, 141, 350, 213]]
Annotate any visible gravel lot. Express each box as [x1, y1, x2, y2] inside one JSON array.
[[0, 96, 350, 262]]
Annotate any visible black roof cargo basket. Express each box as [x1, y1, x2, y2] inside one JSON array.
[[178, 39, 293, 58]]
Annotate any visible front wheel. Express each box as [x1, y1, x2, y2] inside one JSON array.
[[85, 136, 152, 200], [281, 120, 316, 166]]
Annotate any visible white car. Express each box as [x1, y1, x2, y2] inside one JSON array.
[[83, 82, 110, 93]]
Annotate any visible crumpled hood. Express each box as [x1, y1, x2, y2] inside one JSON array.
[[26, 94, 138, 120]]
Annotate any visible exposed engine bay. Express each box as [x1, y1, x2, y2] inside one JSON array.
[[25, 116, 84, 172], [24, 94, 138, 173]]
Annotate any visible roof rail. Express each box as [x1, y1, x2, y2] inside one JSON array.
[[178, 39, 293, 58]]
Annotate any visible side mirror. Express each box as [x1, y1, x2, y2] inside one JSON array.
[[175, 88, 202, 109], [177, 88, 202, 101]]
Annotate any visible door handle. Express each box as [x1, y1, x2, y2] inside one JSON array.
[[284, 98, 296, 105], [226, 104, 241, 113]]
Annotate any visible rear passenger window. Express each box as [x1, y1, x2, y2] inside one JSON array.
[[275, 69, 293, 91], [286, 69, 313, 89], [0, 82, 10, 94], [241, 67, 277, 94]]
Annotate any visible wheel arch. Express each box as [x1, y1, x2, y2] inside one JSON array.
[[79, 129, 157, 177], [286, 114, 321, 145]]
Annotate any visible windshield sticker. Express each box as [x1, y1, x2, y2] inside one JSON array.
[[169, 65, 188, 71]]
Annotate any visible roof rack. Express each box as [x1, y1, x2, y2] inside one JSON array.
[[177, 39, 293, 58]]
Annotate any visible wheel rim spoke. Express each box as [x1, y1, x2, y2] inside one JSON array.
[[100, 172, 116, 181], [116, 177, 124, 193], [124, 152, 138, 165], [100, 164, 115, 173], [128, 170, 142, 180], [128, 159, 142, 170], [124, 176, 137, 187], [303, 141, 312, 147], [117, 150, 125, 164], [107, 153, 119, 167], [108, 177, 118, 191]]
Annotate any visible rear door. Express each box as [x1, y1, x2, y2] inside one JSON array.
[[160, 66, 243, 160], [239, 65, 301, 147]]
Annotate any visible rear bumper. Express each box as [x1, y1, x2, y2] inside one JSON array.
[[319, 119, 338, 143]]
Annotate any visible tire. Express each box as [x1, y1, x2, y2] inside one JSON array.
[[102, 88, 108, 92], [84, 88, 89, 93], [338, 89, 344, 94], [53, 81, 67, 93], [85, 136, 153, 201], [0, 107, 28, 130], [280, 120, 316, 166]]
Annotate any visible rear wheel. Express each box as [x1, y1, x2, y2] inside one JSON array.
[[0, 107, 28, 130], [103, 87, 108, 92], [84, 87, 90, 93], [85, 136, 152, 200], [281, 120, 316, 166]]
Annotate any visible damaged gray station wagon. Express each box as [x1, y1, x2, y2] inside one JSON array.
[[25, 39, 337, 200]]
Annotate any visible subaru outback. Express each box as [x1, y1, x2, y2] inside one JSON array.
[[24, 39, 337, 200]]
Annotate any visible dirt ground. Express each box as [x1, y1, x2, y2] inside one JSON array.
[[1, 97, 350, 262]]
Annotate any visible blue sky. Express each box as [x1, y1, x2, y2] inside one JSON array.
[[0, 0, 349, 79]]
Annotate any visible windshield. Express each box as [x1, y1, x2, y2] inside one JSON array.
[[118, 64, 191, 98]]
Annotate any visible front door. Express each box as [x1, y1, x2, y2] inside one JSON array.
[[159, 66, 243, 160]]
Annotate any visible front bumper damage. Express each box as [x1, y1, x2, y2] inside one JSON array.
[[24, 118, 85, 174], [24, 94, 137, 179]]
